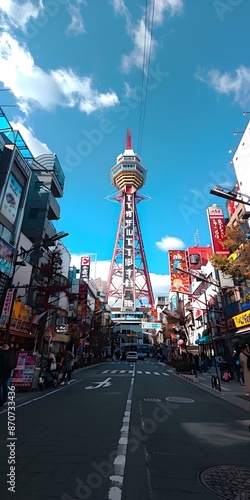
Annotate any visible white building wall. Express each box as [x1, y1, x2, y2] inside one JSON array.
[[232, 121, 250, 198]]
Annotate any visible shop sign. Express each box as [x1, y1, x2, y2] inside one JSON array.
[[233, 310, 250, 328], [0, 288, 14, 325], [168, 250, 190, 293], [207, 206, 229, 256]]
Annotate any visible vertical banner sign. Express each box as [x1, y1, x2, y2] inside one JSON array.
[[123, 192, 135, 310], [79, 256, 91, 320], [168, 250, 190, 293], [1, 173, 22, 224], [207, 206, 230, 256], [0, 287, 15, 325]]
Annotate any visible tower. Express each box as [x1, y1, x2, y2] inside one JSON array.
[[106, 130, 154, 310]]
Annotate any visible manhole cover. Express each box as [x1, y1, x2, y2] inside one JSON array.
[[143, 398, 161, 402], [166, 396, 194, 403], [198, 465, 250, 499]]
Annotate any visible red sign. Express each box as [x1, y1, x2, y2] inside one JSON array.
[[207, 206, 229, 256], [168, 250, 190, 294]]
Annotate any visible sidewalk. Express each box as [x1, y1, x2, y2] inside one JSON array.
[[175, 367, 250, 413]]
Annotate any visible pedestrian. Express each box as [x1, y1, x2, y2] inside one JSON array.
[[239, 343, 250, 397], [60, 349, 73, 385], [232, 345, 243, 383], [206, 355, 212, 374], [121, 351, 126, 362], [194, 354, 199, 373], [0, 344, 16, 406]]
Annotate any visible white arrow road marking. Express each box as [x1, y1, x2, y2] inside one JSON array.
[[85, 378, 112, 390]]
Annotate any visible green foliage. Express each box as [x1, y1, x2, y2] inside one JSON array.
[[210, 225, 250, 279]]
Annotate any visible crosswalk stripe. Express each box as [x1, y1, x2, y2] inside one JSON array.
[[120, 370, 126, 374], [101, 370, 109, 374], [137, 371, 142, 374], [111, 370, 118, 374], [145, 371, 150, 374], [128, 371, 133, 374], [154, 372, 160, 375], [162, 373, 169, 376]]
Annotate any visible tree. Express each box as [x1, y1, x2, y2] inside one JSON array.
[[162, 300, 189, 351], [210, 225, 250, 279]]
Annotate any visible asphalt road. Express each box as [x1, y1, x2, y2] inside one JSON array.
[[0, 358, 250, 500]]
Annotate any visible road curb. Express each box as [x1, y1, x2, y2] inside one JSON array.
[[178, 373, 199, 383]]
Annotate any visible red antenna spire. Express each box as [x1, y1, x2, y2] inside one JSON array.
[[126, 129, 132, 149]]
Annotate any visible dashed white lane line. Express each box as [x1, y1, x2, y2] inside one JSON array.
[[108, 363, 135, 500]]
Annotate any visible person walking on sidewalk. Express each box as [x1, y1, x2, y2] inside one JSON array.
[[239, 343, 250, 397], [60, 349, 73, 385]]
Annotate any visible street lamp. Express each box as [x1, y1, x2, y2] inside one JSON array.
[[201, 289, 221, 392], [210, 185, 250, 207], [4, 231, 69, 344]]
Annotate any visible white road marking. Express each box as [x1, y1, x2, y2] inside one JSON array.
[[0, 380, 82, 412], [145, 371, 150, 375], [137, 371, 142, 374], [154, 372, 160, 375], [108, 361, 135, 500], [120, 370, 126, 374], [111, 370, 118, 374], [162, 373, 169, 376], [85, 378, 112, 390], [101, 370, 109, 374]]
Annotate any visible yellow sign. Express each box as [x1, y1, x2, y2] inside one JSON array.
[[233, 310, 250, 328]]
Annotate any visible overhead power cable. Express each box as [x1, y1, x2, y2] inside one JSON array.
[[137, 0, 155, 156]]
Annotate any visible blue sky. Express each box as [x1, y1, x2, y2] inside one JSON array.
[[0, 0, 250, 295]]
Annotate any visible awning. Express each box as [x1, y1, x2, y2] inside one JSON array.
[[195, 335, 212, 345]]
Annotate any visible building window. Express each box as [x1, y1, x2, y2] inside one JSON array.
[[0, 224, 12, 243]]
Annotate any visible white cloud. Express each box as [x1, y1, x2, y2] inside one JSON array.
[[0, 0, 43, 32], [195, 65, 250, 108], [0, 32, 119, 115], [121, 18, 157, 74], [150, 272, 170, 294], [110, 0, 183, 73], [67, 0, 86, 36], [156, 235, 185, 252], [153, 0, 183, 25], [10, 117, 52, 157], [69, 254, 169, 296]]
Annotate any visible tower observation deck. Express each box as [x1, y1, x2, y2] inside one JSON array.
[[106, 130, 154, 311]]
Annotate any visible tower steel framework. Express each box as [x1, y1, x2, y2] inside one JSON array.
[[106, 130, 154, 310]]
